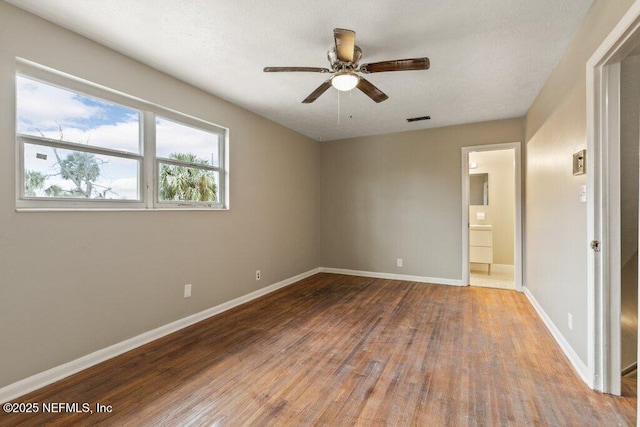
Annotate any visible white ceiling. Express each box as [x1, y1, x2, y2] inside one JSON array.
[[6, 0, 595, 141]]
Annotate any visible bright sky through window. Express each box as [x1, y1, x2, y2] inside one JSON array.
[[17, 76, 140, 153], [156, 117, 220, 167]]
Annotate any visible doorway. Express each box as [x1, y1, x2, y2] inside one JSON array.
[[619, 52, 639, 397], [461, 142, 523, 291]]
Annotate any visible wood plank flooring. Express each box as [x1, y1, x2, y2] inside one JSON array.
[[0, 273, 636, 425]]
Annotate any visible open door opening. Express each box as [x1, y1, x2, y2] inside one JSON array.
[[461, 142, 523, 292], [619, 50, 639, 398]]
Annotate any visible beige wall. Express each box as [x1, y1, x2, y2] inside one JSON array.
[[469, 150, 515, 265], [524, 0, 635, 364], [320, 118, 523, 280], [0, 3, 320, 388]]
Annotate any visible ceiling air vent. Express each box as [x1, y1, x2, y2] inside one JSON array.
[[406, 115, 431, 122]]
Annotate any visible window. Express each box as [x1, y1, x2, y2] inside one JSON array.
[[155, 117, 223, 206], [15, 62, 227, 210], [17, 75, 142, 203]]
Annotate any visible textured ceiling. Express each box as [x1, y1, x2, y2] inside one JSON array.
[[5, 0, 595, 141]]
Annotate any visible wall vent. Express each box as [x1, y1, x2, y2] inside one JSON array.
[[406, 115, 431, 122]]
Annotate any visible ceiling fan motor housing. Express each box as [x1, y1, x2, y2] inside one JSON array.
[[327, 45, 362, 70]]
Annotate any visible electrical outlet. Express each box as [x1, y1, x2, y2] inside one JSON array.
[[397, 258, 403, 267], [184, 284, 192, 298], [256, 270, 261, 281], [568, 313, 573, 330]]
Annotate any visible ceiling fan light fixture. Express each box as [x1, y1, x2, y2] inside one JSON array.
[[331, 72, 359, 91]]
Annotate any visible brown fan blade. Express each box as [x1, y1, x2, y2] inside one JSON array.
[[334, 28, 356, 63], [357, 77, 388, 103], [360, 57, 430, 74], [302, 79, 333, 103], [264, 66, 331, 73]]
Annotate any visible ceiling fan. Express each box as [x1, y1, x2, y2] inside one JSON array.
[[264, 28, 430, 104]]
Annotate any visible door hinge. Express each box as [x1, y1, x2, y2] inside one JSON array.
[[591, 240, 601, 252]]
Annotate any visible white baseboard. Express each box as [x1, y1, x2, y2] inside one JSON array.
[[319, 267, 464, 286], [523, 286, 591, 386], [0, 268, 320, 403]]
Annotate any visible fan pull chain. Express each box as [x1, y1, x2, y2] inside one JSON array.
[[337, 90, 341, 125]]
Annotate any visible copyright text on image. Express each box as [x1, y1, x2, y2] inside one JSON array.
[[3, 402, 113, 414]]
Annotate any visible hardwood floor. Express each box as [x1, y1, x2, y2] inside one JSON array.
[[1, 273, 636, 426]]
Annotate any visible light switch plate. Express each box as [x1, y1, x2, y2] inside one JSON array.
[[476, 212, 485, 220], [579, 185, 587, 203]]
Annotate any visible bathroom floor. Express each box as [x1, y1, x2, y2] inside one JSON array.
[[470, 264, 515, 290]]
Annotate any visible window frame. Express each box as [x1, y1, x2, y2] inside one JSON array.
[[153, 115, 226, 209], [18, 133, 146, 208], [15, 60, 228, 211]]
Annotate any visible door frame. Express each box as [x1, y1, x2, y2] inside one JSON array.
[[461, 142, 523, 291], [586, 0, 640, 395]]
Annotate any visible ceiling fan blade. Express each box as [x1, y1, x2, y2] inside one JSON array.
[[302, 79, 333, 103], [357, 77, 389, 103], [264, 66, 331, 73], [334, 28, 356, 63], [360, 57, 430, 74]]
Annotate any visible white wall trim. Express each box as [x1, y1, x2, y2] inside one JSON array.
[[523, 286, 591, 386], [319, 267, 465, 286], [585, 0, 640, 395], [0, 268, 320, 403]]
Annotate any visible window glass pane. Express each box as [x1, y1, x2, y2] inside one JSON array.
[[156, 117, 220, 167], [24, 143, 139, 200], [17, 75, 140, 154], [158, 162, 219, 202]]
